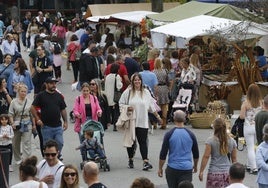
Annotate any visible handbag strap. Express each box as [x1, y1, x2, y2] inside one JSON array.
[[19, 99, 27, 125], [114, 74, 118, 91]]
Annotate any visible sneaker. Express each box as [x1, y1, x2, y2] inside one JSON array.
[[9, 165, 13, 172], [95, 156, 100, 162], [128, 160, 134, 169], [249, 169, 258, 175], [15, 160, 22, 165], [143, 162, 153, 171]]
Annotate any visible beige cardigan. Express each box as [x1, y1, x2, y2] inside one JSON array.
[[116, 105, 136, 147]]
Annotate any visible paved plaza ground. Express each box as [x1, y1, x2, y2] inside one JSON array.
[[6, 48, 259, 188]]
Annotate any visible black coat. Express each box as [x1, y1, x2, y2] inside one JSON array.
[[79, 54, 102, 83]]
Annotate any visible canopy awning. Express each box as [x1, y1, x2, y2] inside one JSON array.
[[150, 15, 268, 48], [85, 2, 179, 18], [147, 1, 265, 24], [87, 11, 157, 24]]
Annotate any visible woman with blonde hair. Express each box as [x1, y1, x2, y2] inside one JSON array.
[[59, 164, 80, 188], [9, 84, 35, 165], [240, 83, 263, 174], [199, 118, 237, 188], [153, 58, 169, 129], [90, 78, 111, 131]]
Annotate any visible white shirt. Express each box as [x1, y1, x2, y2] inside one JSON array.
[[226, 183, 249, 188], [37, 159, 64, 188], [11, 180, 48, 188], [104, 73, 123, 106], [0, 125, 14, 146]]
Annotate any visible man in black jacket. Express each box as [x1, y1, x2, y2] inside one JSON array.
[[79, 47, 103, 86]]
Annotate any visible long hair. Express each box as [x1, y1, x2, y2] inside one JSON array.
[[130, 73, 144, 98], [16, 58, 28, 76], [213, 118, 228, 155], [92, 78, 104, 98], [247, 84, 262, 108], [154, 58, 162, 70], [59, 164, 79, 188], [0, 76, 6, 89]]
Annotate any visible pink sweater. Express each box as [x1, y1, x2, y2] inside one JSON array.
[[73, 94, 102, 133]]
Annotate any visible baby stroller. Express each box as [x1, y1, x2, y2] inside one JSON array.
[[172, 85, 193, 123], [79, 120, 110, 171]]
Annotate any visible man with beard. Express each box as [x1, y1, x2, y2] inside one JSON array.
[[31, 45, 53, 95], [31, 77, 68, 160]]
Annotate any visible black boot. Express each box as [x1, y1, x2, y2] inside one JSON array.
[[113, 124, 117, 131]]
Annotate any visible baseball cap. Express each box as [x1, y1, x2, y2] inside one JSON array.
[[45, 77, 59, 83]]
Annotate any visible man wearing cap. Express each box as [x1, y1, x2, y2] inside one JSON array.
[[31, 76, 68, 159], [79, 46, 103, 86], [158, 110, 199, 188]]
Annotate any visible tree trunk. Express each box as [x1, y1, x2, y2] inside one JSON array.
[[152, 0, 163, 13]]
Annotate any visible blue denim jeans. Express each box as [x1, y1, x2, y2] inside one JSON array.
[[41, 125, 64, 153], [88, 148, 106, 159]]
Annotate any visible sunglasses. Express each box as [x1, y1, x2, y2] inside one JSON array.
[[44, 153, 57, 157], [64, 172, 77, 177], [89, 83, 96, 86]]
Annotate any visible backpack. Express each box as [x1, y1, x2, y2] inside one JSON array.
[[53, 42, 61, 55]]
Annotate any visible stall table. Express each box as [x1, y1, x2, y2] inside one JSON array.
[[199, 74, 268, 114]]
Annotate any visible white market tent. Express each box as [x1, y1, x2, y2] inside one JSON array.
[[87, 11, 157, 24], [150, 15, 268, 48]]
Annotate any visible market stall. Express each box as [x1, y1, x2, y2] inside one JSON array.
[[150, 15, 268, 115]]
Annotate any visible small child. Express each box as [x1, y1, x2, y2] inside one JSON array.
[[76, 130, 106, 161], [0, 114, 14, 172]]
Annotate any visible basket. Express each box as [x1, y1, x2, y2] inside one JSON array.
[[189, 112, 226, 129]]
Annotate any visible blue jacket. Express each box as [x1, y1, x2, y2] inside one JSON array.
[[256, 141, 268, 185], [7, 70, 34, 96]]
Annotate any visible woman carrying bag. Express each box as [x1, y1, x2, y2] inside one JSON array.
[[119, 73, 162, 170], [8, 84, 35, 164], [105, 63, 123, 131]]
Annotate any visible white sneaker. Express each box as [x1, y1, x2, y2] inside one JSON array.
[[15, 160, 22, 165], [9, 165, 13, 172]]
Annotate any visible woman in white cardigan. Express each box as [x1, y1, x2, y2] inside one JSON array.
[[105, 63, 123, 131], [119, 73, 162, 171]]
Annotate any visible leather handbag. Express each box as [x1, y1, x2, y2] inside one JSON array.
[[113, 74, 122, 103]]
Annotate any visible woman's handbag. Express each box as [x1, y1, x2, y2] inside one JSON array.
[[231, 117, 244, 137], [113, 74, 122, 103], [17, 99, 29, 133]]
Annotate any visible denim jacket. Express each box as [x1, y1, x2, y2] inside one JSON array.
[[256, 141, 268, 185]]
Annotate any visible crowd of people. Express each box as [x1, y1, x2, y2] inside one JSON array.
[[0, 10, 268, 188]]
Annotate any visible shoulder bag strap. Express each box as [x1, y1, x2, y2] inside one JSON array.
[[114, 74, 117, 91], [0, 63, 12, 75], [19, 99, 27, 125]]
